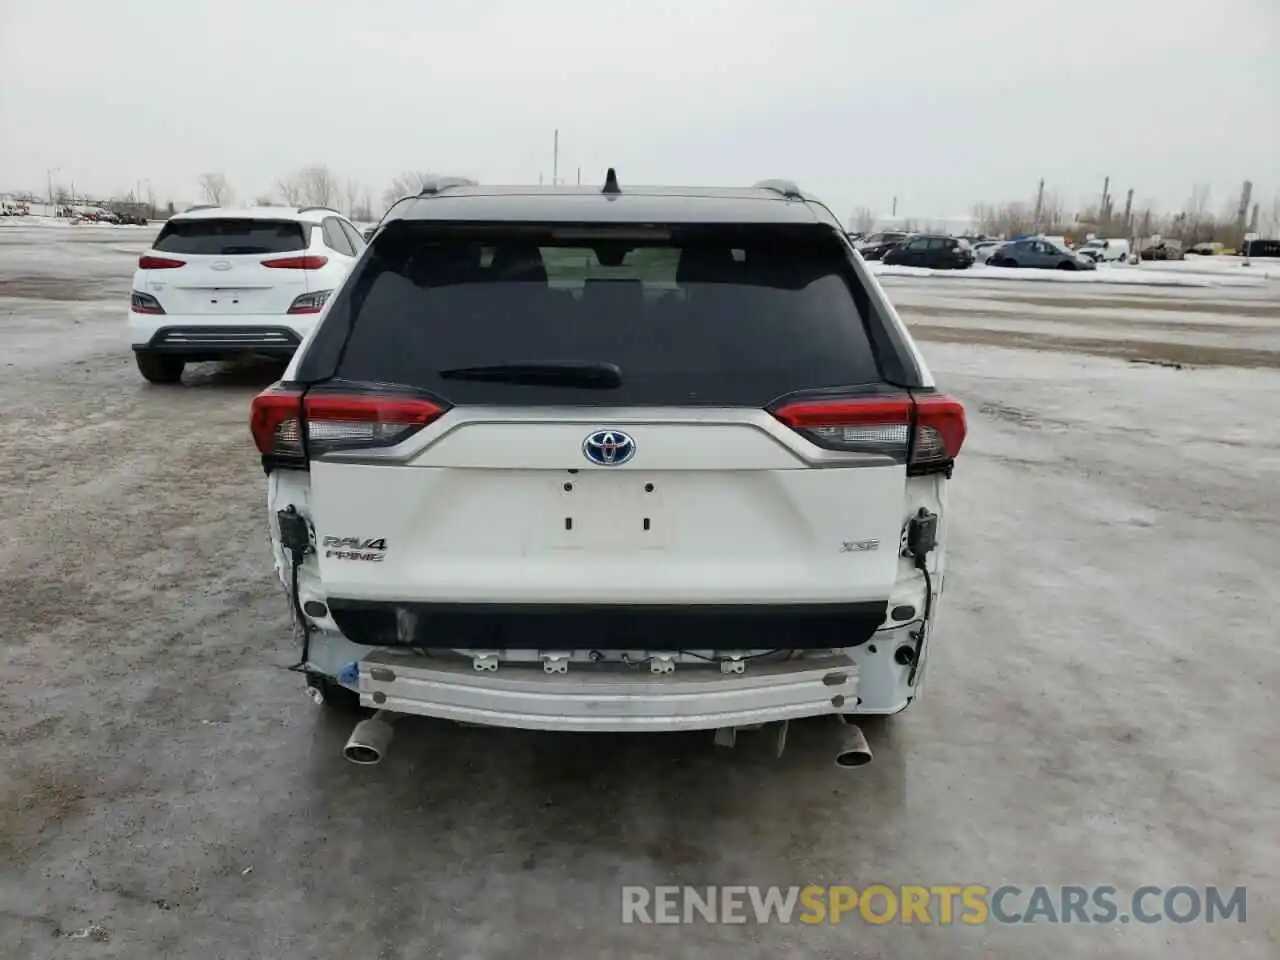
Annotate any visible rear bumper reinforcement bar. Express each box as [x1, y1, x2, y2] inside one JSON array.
[[356, 651, 858, 732]]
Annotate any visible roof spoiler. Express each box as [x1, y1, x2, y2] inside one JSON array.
[[418, 177, 478, 196], [753, 179, 805, 200]]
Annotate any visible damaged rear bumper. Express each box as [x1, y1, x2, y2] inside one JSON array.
[[354, 650, 858, 732]]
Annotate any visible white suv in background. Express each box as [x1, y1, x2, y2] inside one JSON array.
[[1075, 237, 1132, 264], [250, 174, 966, 768], [129, 206, 366, 383]]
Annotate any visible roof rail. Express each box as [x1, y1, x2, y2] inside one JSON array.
[[418, 177, 478, 197], [183, 204, 220, 212], [297, 205, 343, 215], [753, 179, 805, 200]]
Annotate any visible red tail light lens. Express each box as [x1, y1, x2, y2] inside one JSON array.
[[130, 291, 165, 314], [286, 289, 333, 315], [912, 395, 967, 464], [261, 255, 329, 270], [250, 386, 446, 458], [772, 398, 914, 459], [250, 385, 305, 456], [771, 394, 966, 469], [138, 255, 185, 269]]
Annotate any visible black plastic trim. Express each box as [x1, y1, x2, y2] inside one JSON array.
[[325, 599, 888, 651], [141, 325, 301, 359]]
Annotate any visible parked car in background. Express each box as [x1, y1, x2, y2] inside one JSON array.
[[882, 234, 974, 269], [1240, 238, 1280, 259], [855, 231, 909, 261], [129, 205, 367, 383], [1140, 240, 1184, 261], [108, 200, 152, 225], [1187, 242, 1223, 256], [971, 240, 1003, 263], [987, 237, 1097, 270], [1076, 238, 1131, 263]]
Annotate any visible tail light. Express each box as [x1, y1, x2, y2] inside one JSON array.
[[771, 394, 966, 472], [138, 255, 185, 269], [130, 291, 165, 314], [250, 386, 446, 460], [261, 255, 329, 270], [287, 290, 333, 315]]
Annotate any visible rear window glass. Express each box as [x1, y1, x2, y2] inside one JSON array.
[[153, 219, 306, 255], [308, 224, 883, 406]]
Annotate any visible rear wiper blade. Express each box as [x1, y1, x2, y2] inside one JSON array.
[[438, 361, 622, 389]]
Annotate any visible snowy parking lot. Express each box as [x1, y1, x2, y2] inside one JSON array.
[[1, 225, 1278, 959]]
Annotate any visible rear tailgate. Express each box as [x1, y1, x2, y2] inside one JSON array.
[[143, 218, 310, 315], [309, 410, 907, 604], [273, 222, 954, 649]]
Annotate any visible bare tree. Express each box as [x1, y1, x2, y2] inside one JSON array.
[[1183, 183, 1212, 243], [53, 185, 70, 205], [970, 203, 998, 235], [849, 206, 876, 234], [343, 178, 363, 218], [277, 175, 303, 206], [356, 189, 376, 222], [1038, 191, 1065, 233], [293, 165, 336, 207], [198, 172, 234, 205], [1264, 194, 1280, 239]]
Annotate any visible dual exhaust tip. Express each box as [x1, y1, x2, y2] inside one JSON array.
[[343, 712, 394, 765], [341, 712, 872, 768], [834, 718, 873, 768]]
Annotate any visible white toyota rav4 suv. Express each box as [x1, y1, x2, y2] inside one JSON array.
[[129, 205, 366, 383], [249, 173, 966, 766]]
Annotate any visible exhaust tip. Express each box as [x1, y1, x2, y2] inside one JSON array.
[[835, 748, 873, 768], [343, 715, 394, 765], [834, 721, 873, 768], [343, 743, 383, 765]]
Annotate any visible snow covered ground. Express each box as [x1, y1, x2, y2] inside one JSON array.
[[0, 215, 159, 230], [869, 260, 1274, 287]]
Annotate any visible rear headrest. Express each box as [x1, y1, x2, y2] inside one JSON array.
[[491, 244, 547, 282], [404, 244, 482, 286], [676, 246, 738, 284]]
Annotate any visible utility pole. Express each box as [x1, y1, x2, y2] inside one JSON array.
[[1122, 188, 1134, 234], [1033, 178, 1045, 230], [1100, 176, 1112, 228], [576, 167, 581, 186], [47, 167, 60, 212], [552, 129, 559, 186], [1235, 180, 1253, 246], [891, 196, 897, 217]]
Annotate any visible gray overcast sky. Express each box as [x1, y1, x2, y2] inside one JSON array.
[[1, 0, 1276, 220]]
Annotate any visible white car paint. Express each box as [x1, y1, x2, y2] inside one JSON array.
[[128, 206, 365, 365], [1076, 238, 1132, 263], [256, 186, 965, 750]]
